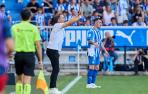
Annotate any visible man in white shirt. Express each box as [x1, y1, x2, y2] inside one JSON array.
[[46, 10, 83, 94], [103, 5, 115, 26]]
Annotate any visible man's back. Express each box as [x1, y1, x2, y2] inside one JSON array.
[[12, 21, 40, 52]]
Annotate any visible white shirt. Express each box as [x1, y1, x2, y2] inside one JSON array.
[[47, 23, 65, 51], [103, 11, 114, 25], [132, 22, 146, 26]]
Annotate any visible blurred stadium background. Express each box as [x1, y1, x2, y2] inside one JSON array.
[[0, 0, 148, 94]]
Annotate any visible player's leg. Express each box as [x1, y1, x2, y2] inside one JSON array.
[[91, 56, 101, 88], [0, 74, 8, 94], [14, 53, 24, 94], [92, 65, 99, 84], [86, 56, 95, 88], [23, 53, 35, 94]]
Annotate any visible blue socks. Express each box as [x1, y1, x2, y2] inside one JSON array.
[[92, 70, 98, 84], [87, 69, 99, 84], [87, 69, 93, 84]]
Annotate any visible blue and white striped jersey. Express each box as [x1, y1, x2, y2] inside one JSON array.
[[87, 28, 102, 57], [35, 13, 45, 26], [68, 4, 80, 13]]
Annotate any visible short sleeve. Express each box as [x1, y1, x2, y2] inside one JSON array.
[[87, 29, 93, 41], [3, 17, 12, 39], [34, 27, 41, 42]]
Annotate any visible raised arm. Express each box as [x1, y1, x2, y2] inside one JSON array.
[[62, 9, 83, 28]]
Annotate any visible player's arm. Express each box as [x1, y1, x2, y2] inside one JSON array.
[[88, 40, 99, 48], [62, 9, 83, 28]]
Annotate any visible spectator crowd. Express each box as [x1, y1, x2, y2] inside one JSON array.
[[1, 0, 148, 27]]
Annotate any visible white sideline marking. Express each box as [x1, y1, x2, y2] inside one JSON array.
[[62, 76, 82, 94]]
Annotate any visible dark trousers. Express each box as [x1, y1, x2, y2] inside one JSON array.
[[134, 60, 139, 75], [143, 57, 148, 71], [46, 48, 60, 88]]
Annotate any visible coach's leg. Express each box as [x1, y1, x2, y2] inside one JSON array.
[[47, 49, 60, 88], [50, 53, 60, 88]]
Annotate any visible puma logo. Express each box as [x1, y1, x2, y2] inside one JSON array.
[[116, 30, 136, 45]]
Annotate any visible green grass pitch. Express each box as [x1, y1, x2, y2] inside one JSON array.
[[6, 76, 148, 94]]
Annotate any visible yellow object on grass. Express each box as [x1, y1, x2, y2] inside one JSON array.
[[36, 70, 49, 94]]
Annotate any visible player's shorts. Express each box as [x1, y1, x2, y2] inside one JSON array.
[[0, 74, 8, 91], [14, 52, 35, 76], [88, 56, 100, 65]]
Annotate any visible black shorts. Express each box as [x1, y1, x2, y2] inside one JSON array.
[[14, 52, 35, 76]]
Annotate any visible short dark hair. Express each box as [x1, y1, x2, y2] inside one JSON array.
[[21, 9, 31, 21], [123, 20, 128, 24], [111, 17, 116, 21], [93, 18, 101, 23], [51, 14, 62, 25], [0, 4, 5, 9]]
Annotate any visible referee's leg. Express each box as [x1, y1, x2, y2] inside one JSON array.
[[46, 49, 60, 88], [23, 53, 35, 94], [15, 53, 35, 94], [14, 53, 24, 94]]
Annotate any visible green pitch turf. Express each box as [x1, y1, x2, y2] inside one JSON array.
[[67, 76, 148, 94], [6, 76, 148, 94], [6, 75, 75, 94]]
